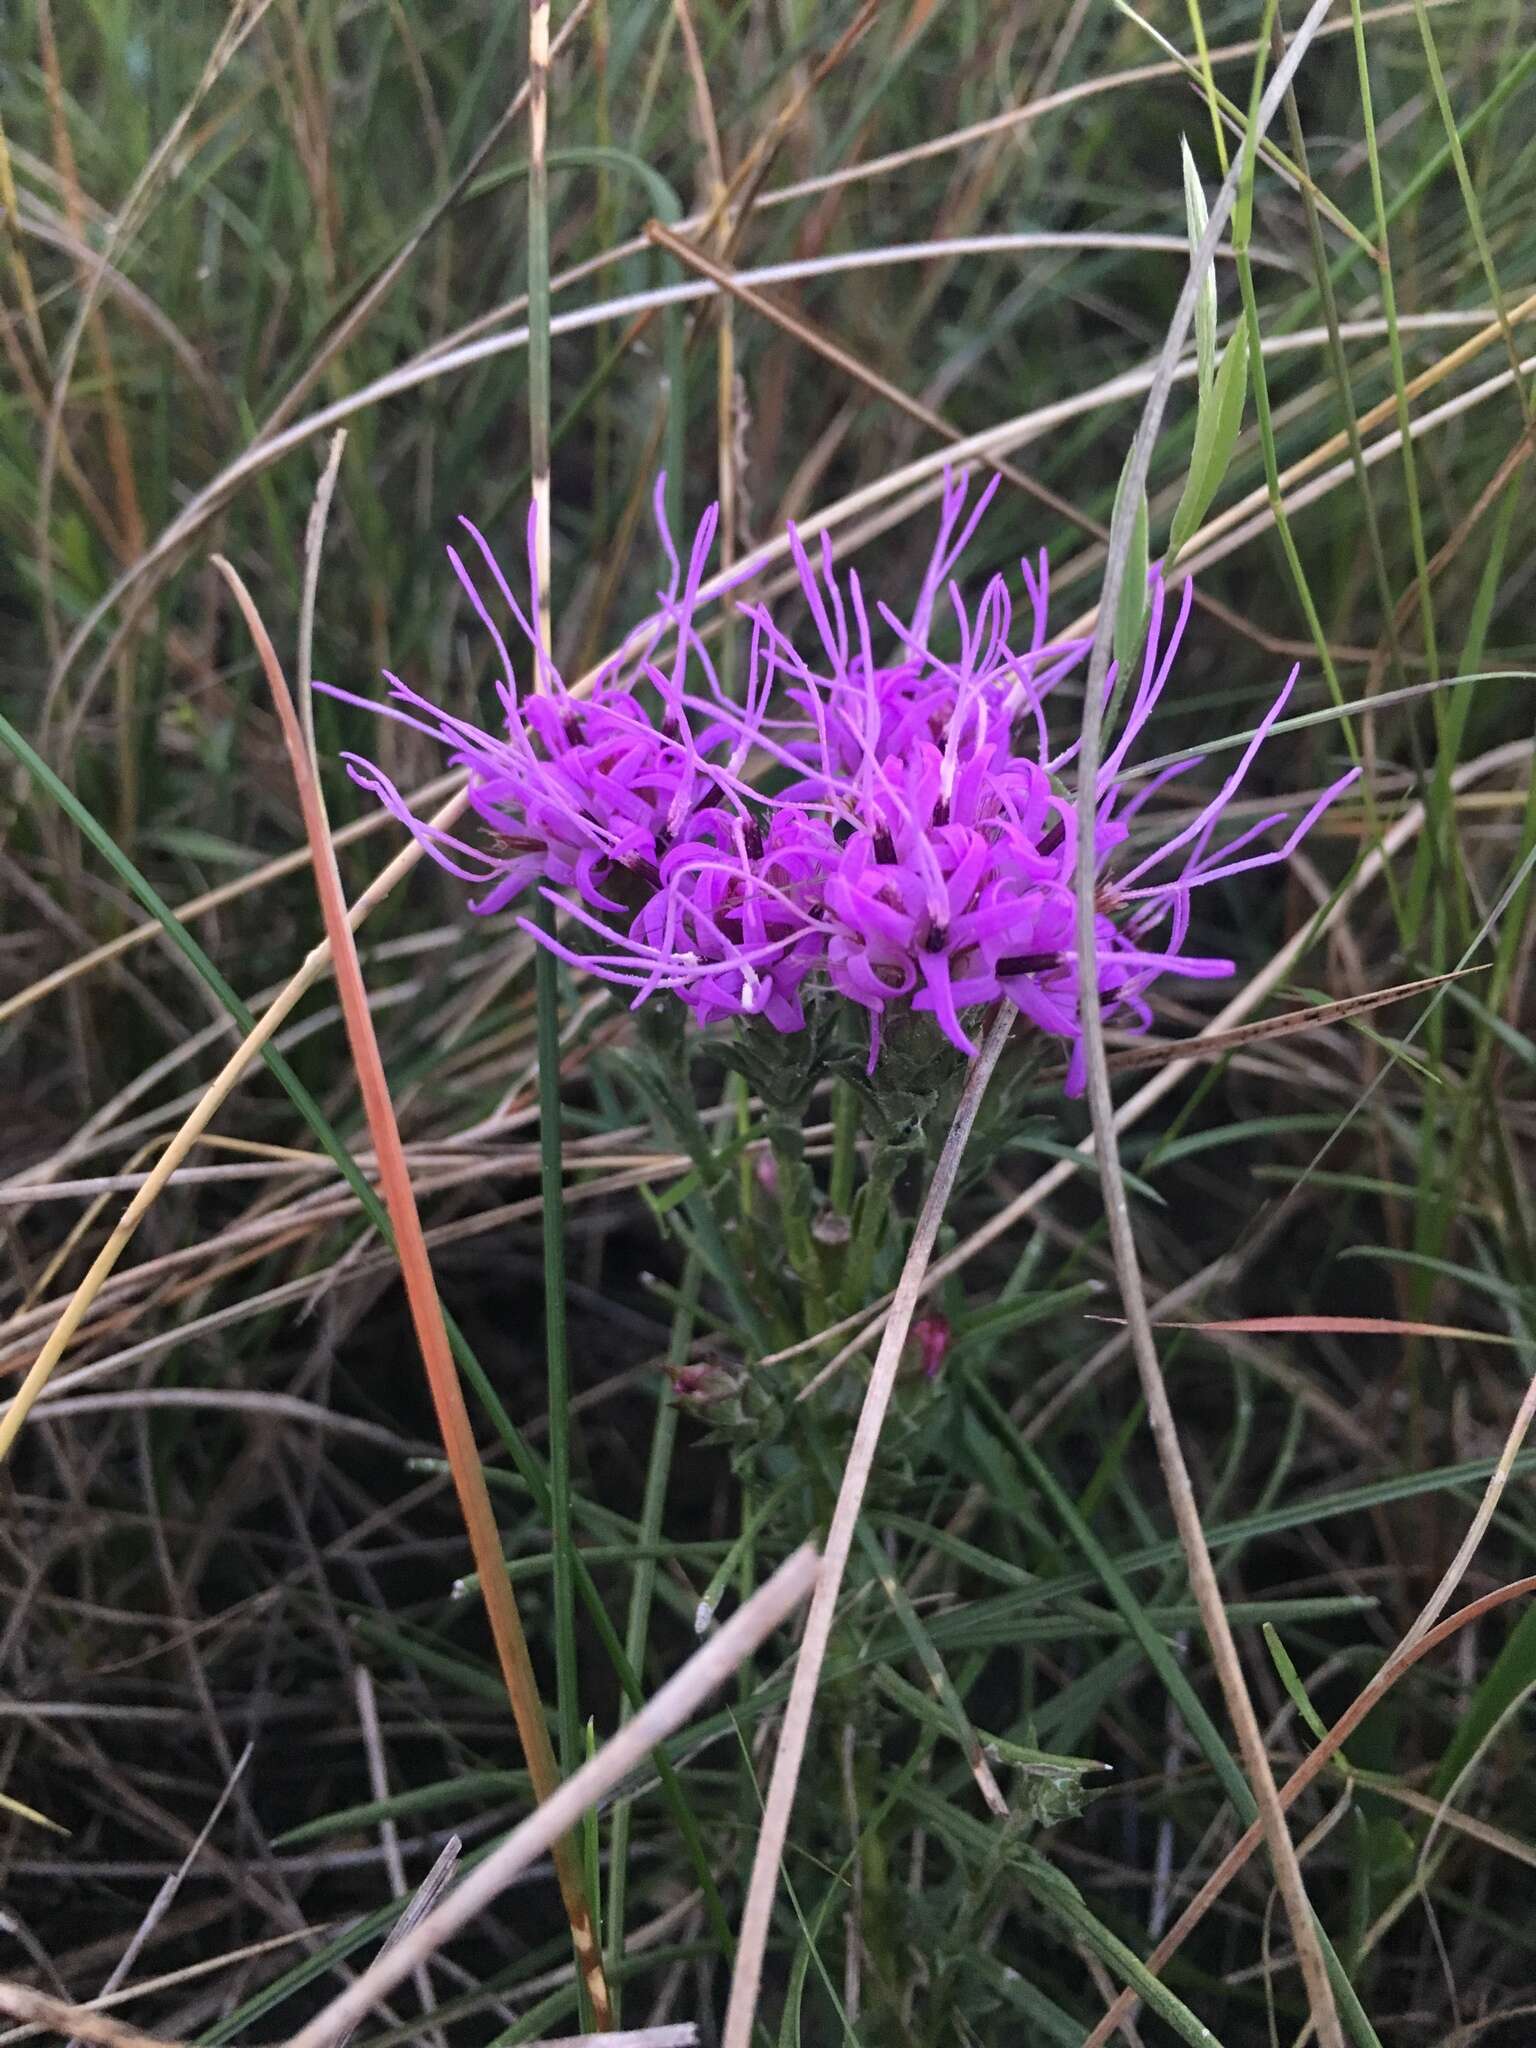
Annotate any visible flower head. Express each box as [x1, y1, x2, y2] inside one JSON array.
[[325, 472, 1358, 1092]]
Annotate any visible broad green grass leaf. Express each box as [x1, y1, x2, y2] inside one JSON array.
[[1169, 321, 1248, 563]]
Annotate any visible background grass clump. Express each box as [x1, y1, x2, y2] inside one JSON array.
[[2, 1, 1536, 2043]]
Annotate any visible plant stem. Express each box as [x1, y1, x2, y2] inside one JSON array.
[[767, 1118, 825, 1330], [829, 1077, 859, 1216], [605, 1254, 699, 2017], [218, 562, 612, 2031], [534, 915, 581, 1793], [527, 3, 610, 2027], [841, 1141, 904, 1319]]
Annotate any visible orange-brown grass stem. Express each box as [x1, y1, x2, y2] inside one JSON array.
[[213, 556, 612, 2030], [1083, 1569, 1536, 2047]]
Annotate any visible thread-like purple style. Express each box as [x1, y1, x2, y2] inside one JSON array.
[[321, 473, 1357, 1092]]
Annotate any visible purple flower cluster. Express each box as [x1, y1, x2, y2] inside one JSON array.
[[324, 474, 1357, 1093]]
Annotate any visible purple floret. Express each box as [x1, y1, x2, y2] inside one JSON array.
[[323, 471, 1359, 1090]]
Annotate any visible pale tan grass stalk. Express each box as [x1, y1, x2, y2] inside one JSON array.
[[27, 1384, 425, 1448], [720, 1008, 1015, 2048], [427, 227, 1282, 375], [41, 275, 1526, 806], [423, 0, 1442, 358], [277, 1547, 819, 2048], [520, 2032, 698, 2047], [1083, 1565, 1536, 2047], [34, 0, 273, 696], [0, 1931, 320, 2047], [528, 0, 552, 632], [1042, 16, 1346, 2031], [767, 736, 1534, 1386], [669, 0, 737, 589], [1373, 1781, 1536, 1873], [0, 109, 47, 360], [0, 786, 465, 1460], [298, 433, 347, 761], [213, 555, 610, 2025], [352, 1668, 440, 2043], [0, 1985, 187, 2048]]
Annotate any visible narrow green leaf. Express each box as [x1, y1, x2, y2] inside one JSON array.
[[1023, 1870, 1227, 2047], [1111, 447, 1151, 683], [1264, 1622, 1336, 1749], [1181, 133, 1217, 400], [273, 1773, 524, 1849], [963, 1372, 1383, 2048], [1432, 1600, 1536, 1799], [1168, 321, 1249, 563]]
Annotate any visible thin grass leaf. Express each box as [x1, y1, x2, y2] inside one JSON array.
[[1181, 133, 1217, 401], [1168, 321, 1247, 565], [1264, 1622, 1336, 1747], [1111, 445, 1150, 682]]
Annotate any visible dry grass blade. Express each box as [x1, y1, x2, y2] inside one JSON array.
[[1069, 8, 1346, 2041], [645, 216, 1103, 543], [785, 729, 1530, 1395], [1081, 1259, 1536, 2044], [211, 554, 611, 2028], [721, 1007, 1015, 2048], [0, 785, 467, 1459], [520, 2032, 698, 2048], [331, 1836, 460, 2048], [0, 1986, 184, 2048], [277, 1546, 819, 2048], [1083, 1570, 1536, 2048], [1120, 1315, 1523, 1346], [1102, 967, 1485, 1072]]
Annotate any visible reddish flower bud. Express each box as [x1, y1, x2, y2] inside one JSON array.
[[912, 1313, 951, 1381]]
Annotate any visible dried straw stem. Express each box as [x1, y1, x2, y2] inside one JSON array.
[[213, 554, 610, 2029]]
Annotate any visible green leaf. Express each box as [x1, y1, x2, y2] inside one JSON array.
[[148, 828, 265, 869], [962, 1372, 1384, 2048], [273, 1772, 524, 1848], [1168, 319, 1248, 564], [1181, 133, 1216, 400], [1111, 447, 1151, 683], [1431, 1598, 1536, 1798], [1264, 1622, 1337, 1750]]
